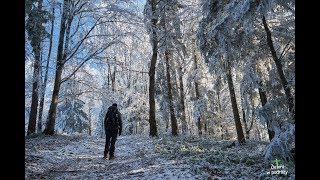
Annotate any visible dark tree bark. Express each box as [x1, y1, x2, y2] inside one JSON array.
[[44, 66, 64, 135], [262, 15, 294, 115], [27, 0, 43, 135], [112, 65, 116, 92], [178, 65, 187, 134], [246, 109, 255, 137], [44, 0, 75, 135], [100, 114, 104, 138], [44, 0, 101, 135], [242, 108, 249, 139], [88, 109, 92, 136], [186, 105, 193, 135], [43, 0, 69, 135], [165, 119, 169, 132], [148, 0, 158, 137], [258, 84, 275, 141], [225, 62, 245, 144], [107, 62, 111, 88], [27, 47, 41, 135], [37, 4, 55, 133], [165, 50, 178, 136], [127, 53, 132, 89], [215, 75, 223, 113], [88, 119, 92, 135], [204, 119, 208, 134], [192, 40, 202, 136]]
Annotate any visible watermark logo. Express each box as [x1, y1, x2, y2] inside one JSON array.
[[266, 158, 288, 176]]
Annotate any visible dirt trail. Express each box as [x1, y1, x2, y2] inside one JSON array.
[[25, 135, 194, 179]]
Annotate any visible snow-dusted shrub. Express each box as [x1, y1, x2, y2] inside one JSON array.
[[264, 121, 295, 162]]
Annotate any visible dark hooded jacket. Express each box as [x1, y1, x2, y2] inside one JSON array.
[[104, 105, 122, 135]]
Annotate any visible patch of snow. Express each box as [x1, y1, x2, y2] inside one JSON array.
[[26, 134, 294, 179]]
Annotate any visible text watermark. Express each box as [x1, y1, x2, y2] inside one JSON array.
[[266, 159, 288, 176]]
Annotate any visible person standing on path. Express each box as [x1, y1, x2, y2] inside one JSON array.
[[104, 103, 122, 160]]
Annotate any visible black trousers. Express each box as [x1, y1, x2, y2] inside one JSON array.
[[104, 129, 118, 157]]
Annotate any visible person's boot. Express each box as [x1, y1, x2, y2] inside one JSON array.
[[109, 155, 115, 160], [103, 152, 108, 159]]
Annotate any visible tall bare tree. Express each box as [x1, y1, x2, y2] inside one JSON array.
[[43, 0, 70, 135], [177, 62, 187, 134], [165, 50, 178, 135], [225, 61, 245, 143], [262, 15, 294, 116], [48, 0, 144, 135], [26, 0, 46, 135], [144, 0, 159, 137], [37, 2, 55, 133]]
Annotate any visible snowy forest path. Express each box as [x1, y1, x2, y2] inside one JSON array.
[[25, 134, 194, 179]]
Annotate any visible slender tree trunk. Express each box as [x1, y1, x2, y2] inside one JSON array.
[[195, 85, 201, 135], [44, 66, 63, 135], [258, 85, 275, 141], [62, 12, 73, 61], [112, 66, 116, 92], [242, 108, 249, 139], [27, 48, 41, 135], [165, 117, 169, 132], [37, 5, 55, 133], [148, 0, 158, 137], [134, 73, 138, 92], [136, 122, 138, 134], [192, 41, 202, 136], [178, 65, 187, 134], [204, 119, 208, 134], [186, 105, 192, 135], [165, 50, 178, 136], [44, 0, 77, 135], [143, 67, 148, 94], [36, 58, 46, 133], [256, 123, 262, 141], [216, 79, 222, 112], [101, 115, 104, 138], [220, 125, 224, 140], [225, 62, 245, 144], [27, 0, 43, 135], [245, 109, 255, 138], [88, 104, 92, 135], [107, 62, 110, 88], [127, 54, 132, 89], [88, 117, 92, 136], [262, 15, 294, 115], [43, 0, 69, 135], [27, 47, 41, 135]]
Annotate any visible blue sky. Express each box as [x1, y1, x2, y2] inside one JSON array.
[[26, 0, 148, 94], [27, 0, 148, 75]]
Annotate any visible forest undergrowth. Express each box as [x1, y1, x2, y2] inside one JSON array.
[[25, 134, 295, 179]]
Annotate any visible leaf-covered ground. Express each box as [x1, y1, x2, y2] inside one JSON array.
[[25, 134, 295, 179]]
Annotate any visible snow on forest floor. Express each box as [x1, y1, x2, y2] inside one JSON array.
[[25, 134, 295, 179]]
